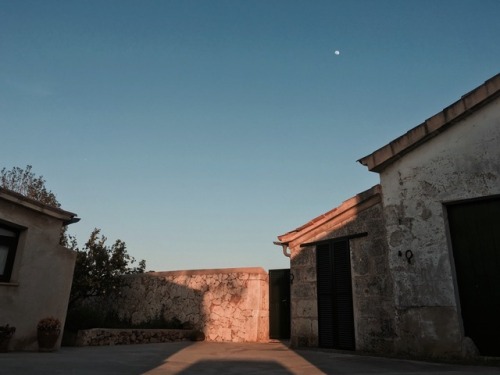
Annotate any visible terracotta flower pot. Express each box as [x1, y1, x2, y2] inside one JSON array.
[[37, 329, 60, 352]]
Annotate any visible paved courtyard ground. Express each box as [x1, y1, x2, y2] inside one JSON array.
[[1, 342, 500, 375]]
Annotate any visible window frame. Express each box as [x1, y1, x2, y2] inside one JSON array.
[[0, 224, 20, 283]]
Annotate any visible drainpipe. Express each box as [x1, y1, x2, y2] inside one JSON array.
[[273, 241, 291, 258]]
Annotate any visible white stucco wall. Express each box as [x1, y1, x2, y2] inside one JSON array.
[[0, 197, 77, 351], [379, 96, 500, 357]]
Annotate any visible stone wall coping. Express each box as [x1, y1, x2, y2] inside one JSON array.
[[146, 267, 268, 277]]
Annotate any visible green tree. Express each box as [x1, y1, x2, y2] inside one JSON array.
[[1, 165, 146, 308], [0, 165, 71, 243], [0, 165, 60, 207], [68, 228, 146, 308]]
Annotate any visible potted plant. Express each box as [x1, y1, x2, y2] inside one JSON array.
[[37, 317, 61, 352], [0, 324, 15, 352]]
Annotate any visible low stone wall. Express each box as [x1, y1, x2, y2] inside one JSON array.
[[94, 267, 269, 343], [75, 328, 193, 346]]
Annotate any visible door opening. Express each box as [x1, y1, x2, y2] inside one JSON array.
[[316, 239, 355, 350], [448, 196, 500, 356], [269, 269, 291, 340]]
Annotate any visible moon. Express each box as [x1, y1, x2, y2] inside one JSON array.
[[334, 50, 340, 55]]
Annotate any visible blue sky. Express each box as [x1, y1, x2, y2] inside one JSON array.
[[1, 0, 499, 271]]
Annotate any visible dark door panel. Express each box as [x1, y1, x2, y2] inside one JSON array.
[[448, 197, 500, 356], [269, 269, 291, 339], [317, 240, 355, 350]]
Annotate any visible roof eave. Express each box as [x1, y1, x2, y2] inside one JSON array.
[[277, 185, 381, 245], [358, 73, 500, 173], [0, 187, 79, 224]]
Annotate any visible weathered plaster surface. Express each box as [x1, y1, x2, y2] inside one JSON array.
[[0, 193, 77, 351], [99, 267, 269, 343], [380, 96, 500, 357]]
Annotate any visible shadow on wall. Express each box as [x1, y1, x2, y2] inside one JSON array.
[[65, 275, 199, 334], [79, 273, 207, 335], [286, 191, 396, 354], [81, 267, 269, 343]]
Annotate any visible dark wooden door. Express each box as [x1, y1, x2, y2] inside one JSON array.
[[448, 197, 500, 356], [269, 269, 291, 339], [316, 240, 355, 350]]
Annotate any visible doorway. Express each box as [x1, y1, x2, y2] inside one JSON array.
[[447, 196, 500, 356], [269, 269, 291, 340], [316, 239, 355, 350]]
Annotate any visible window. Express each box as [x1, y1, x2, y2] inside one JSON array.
[[0, 224, 19, 282]]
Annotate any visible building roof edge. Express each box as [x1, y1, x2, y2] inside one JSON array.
[[358, 73, 500, 173]]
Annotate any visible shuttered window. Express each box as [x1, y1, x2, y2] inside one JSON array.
[[316, 239, 355, 350]]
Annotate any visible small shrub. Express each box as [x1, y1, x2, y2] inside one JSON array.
[[65, 306, 188, 331], [38, 317, 61, 332]]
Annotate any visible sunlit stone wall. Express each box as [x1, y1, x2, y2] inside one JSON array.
[[107, 267, 269, 343]]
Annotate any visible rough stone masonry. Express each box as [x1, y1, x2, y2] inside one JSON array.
[[95, 267, 269, 343]]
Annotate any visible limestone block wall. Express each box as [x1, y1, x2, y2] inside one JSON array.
[[380, 96, 500, 358], [105, 267, 269, 343], [286, 188, 395, 353]]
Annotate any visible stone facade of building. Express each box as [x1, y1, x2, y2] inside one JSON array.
[[279, 186, 395, 353], [372, 84, 500, 358], [277, 74, 500, 360]]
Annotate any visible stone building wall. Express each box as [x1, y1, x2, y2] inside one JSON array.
[[284, 187, 395, 353], [379, 95, 500, 358], [101, 267, 269, 343]]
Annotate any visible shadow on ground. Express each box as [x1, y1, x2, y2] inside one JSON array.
[[175, 360, 292, 374], [2, 342, 500, 375], [0, 342, 192, 375], [293, 347, 500, 374]]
